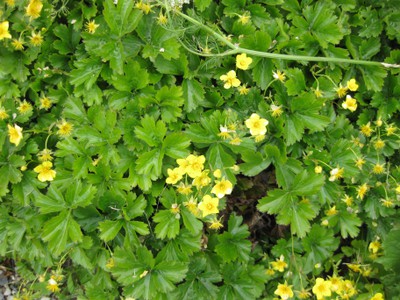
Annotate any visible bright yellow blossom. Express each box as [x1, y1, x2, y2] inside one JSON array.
[[245, 113, 269, 136], [186, 154, 206, 178], [385, 124, 397, 136], [342, 194, 353, 206], [238, 12, 251, 24], [57, 119, 73, 137], [0, 107, 9, 120], [34, 161, 56, 182], [374, 139, 385, 150], [370, 292, 384, 300], [335, 84, 348, 98], [38, 148, 53, 162], [218, 125, 233, 139], [183, 197, 199, 215], [347, 78, 359, 91], [40, 97, 52, 110], [355, 157, 366, 169], [347, 263, 361, 272], [273, 70, 286, 82], [136, 1, 151, 14], [271, 104, 283, 117], [26, 0, 43, 19], [329, 167, 344, 182], [314, 166, 323, 174], [220, 70, 241, 89], [236, 53, 253, 70], [254, 134, 265, 142], [238, 85, 250, 95], [368, 241, 381, 254], [0, 21, 12, 40], [372, 163, 385, 174], [356, 183, 369, 200], [86, 20, 99, 34], [360, 122, 373, 137], [17, 100, 33, 114], [211, 179, 233, 198], [11, 39, 24, 50], [213, 169, 222, 178], [198, 195, 219, 217], [271, 255, 287, 272], [209, 217, 223, 230], [8, 124, 23, 146], [30, 31, 43, 46], [46, 278, 60, 293], [312, 278, 332, 300], [166, 167, 183, 184], [157, 12, 168, 25], [396, 185, 400, 194], [326, 206, 338, 216], [274, 282, 294, 300], [176, 182, 192, 195], [328, 275, 343, 293], [381, 198, 394, 208], [192, 170, 211, 188], [342, 95, 357, 112]]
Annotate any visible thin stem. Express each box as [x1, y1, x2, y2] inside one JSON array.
[[175, 9, 400, 68]]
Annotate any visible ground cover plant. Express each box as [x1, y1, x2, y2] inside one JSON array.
[[0, 0, 400, 299]]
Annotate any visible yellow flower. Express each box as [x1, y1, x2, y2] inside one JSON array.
[[274, 282, 294, 300], [211, 179, 233, 198], [385, 124, 397, 136], [176, 182, 192, 195], [360, 122, 373, 137], [355, 157, 366, 170], [136, 1, 151, 14], [238, 85, 250, 95], [238, 12, 251, 25], [373, 139, 385, 150], [314, 88, 323, 98], [326, 206, 338, 216], [57, 119, 73, 137], [396, 185, 400, 194], [105, 258, 115, 269], [229, 137, 242, 145], [40, 97, 52, 110], [30, 31, 43, 46], [254, 134, 265, 142], [184, 197, 199, 215], [8, 124, 23, 146], [11, 39, 24, 50], [346, 78, 359, 91], [170, 203, 180, 214], [236, 53, 253, 70], [26, 0, 43, 19], [273, 70, 286, 82], [271, 255, 287, 272], [6, 0, 16, 6], [314, 166, 323, 174], [34, 161, 56, 182], [335, 84, 348, 98], [186, 154, 206, 178], [193, 170, 212, 188], [342, 194, 353, 206], [209, 217, 223, 230], [342, 95, 357, 112], [220, 70, 241, 89], [0, 21, 12, 40], [245, 113, 269, 136], [218, 125, 233, 139], [198, 195, 219, 217], [166, 167, 183, 184], [347, 263, 361, 272], [372, 163, 385, 174], [265, 268, 275, 276], [329, 167, 344, 182], [46, 278, 60, 293], [375, 118, 383, 127], [368, 241, 381, 254], [340, 280, 357, 298], [213, 169, 222, 178], [312, 278, 332, 300], [20, 165, 27, 171], [298, 289, 311, 299], [381, 198, 394, 208], [370, 292, 384, 300], [0, 107, 9, 120], [157, 12, 168, 25], [17, 100, 33, 114], [356, 183, 369, 200], [85, 20, 99, 34], [38, 148, 53, 162], [271, 104, 283, 117], [328, 275, 343, 293]]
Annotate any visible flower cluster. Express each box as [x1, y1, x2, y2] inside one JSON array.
[[166, 154, 234, 226], [337, 78, 359, 112]]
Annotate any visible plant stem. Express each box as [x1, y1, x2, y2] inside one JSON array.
[[176, 10, 400, 68]]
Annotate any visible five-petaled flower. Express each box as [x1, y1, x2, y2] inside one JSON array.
[[0, 21, 12, 40], [236, 53, 253, 70], [274, 281, 294, 300], [347, 78, 359, 91], [211, 179, 233, 198], [198, 195, 219, 217], [26, 0, 43, 19], [342, 95, 357, 112], [34, 161, 56, 182], [86, 20, 99, 34], [245, 113, 269, 136], [220, 70, 241, 89], [8, 124, 23, 146], [273, 70, 286, 82], [312, 278, 332, 300]]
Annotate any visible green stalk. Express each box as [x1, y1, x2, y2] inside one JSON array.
[[176, 10, 400, 68]]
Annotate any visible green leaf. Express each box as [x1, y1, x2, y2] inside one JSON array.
[[110, 60, 149, 91], [153, 210, 180, 240], [163, 133, 191, 159], [239, 150, 271, 177], [359, 65, 387, 92], [336, 210, 362, 238], [194, 0, 212, 11], [182, 79, 205, 112], [135, 149, 164, 178], [155, 86, 184, 123], [181, 209, 203, 234], [34, 185, 66, 214], [70, 58, 103, 90], [285, 68, 306, 95], [103, 0, 142, 36], [290, 170, 325, 196], [70, 246, 94, 269], [41, 211, 83, 255], [99, 219, 124, 242], [377, 229, 400, 272], [158, 230, 202, 261], [252, 58, 273, 90], [135, 115, 167, 147], [215, 214, 251, 262]]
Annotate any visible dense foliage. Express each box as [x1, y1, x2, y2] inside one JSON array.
[[0, 0, 400, 299]]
